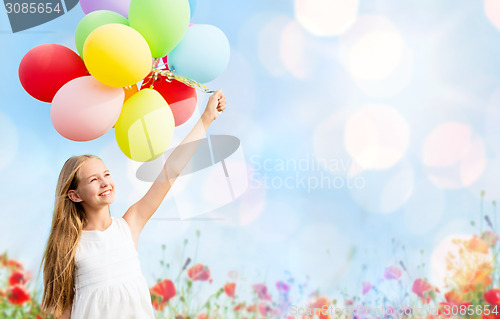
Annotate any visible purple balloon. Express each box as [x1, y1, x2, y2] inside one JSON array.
[[80, 0, 131, 18]]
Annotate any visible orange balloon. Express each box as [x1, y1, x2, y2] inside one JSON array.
[[124, 84, 139, 101]]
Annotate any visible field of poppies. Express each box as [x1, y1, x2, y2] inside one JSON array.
[[1, 197, 500, 319]]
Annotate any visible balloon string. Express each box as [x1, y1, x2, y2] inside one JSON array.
[[150, 58, 161, 88], [163, 69, 215, 93], [146, 59, 215, 94]]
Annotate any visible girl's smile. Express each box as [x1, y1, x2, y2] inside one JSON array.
[[99, 189, 112, 197]]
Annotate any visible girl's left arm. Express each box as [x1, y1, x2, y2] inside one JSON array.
[[123, 90, 226, 236]]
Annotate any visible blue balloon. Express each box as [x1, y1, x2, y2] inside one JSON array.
[[168, 24, 230, 84], [188, 0, 197, 17]]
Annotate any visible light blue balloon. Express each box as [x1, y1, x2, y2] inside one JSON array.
[[188, 0, 197, 17], [168, 24, 230, 84]]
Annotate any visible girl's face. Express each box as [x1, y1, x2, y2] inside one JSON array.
[[68, 158, 115, 209]]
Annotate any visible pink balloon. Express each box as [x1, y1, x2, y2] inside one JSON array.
[[51, 76, 124, 141]]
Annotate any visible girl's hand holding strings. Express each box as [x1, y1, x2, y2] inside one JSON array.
[[202, 89, 227, 123]]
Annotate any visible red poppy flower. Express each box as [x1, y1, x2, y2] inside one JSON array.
[[187, 264, 211, 281], [224, 282, 236, 298], [462, 266, 492, 293], [412, 278, 437, 304], [468, 235, 490, 254], [444, 290, 463, 304], [483, 313, 500, 319], [309, 296, 331, 319], [7, 284, 30, 305], [247, 304, 257, 312], [234, 302, 246, 311], [485, 289, 500, 305], [258, 301, 274, 317], [252, 283, 272, 301], [9, 270, 29, 286], [6, 259, 23, 270], [384, 266, 402, 280], [150, 279, 176, 311]]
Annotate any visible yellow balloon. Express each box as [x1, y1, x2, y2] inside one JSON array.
[[83, 24, 152, 87], [115, 89, 175, 162]]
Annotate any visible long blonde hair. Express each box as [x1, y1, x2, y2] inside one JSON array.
[[40, 154, 100, 317]]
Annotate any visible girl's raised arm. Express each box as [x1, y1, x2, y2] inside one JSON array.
[[123, 90, 226, 236]]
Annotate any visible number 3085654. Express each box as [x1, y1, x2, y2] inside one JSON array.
[[5, 2, 62, 14]]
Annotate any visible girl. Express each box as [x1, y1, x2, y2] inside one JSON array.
[[40, 90, 227, 319]]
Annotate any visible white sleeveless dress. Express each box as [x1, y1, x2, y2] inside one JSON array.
[[71, 216, 155, 319]]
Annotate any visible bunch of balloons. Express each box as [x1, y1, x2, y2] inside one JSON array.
[[18, 0, 230, 162]]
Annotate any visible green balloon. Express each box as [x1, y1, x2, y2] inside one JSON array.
[[75, 10, 129, 57], [129, 0, 190, 58]]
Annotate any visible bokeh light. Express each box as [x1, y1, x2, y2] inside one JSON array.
[[280, 20, 310, 79], [422, 122, 486, 189], [422, 122, 471, 167], [430, 231, 492, 292], [430, 234, 469, 292], [345, 104, 410, 170], [339, 15, 406, 81], [294, 0, 359, 36], [347, 30, 403, 80], [352, 44, 414, 98], [256, 15, 314, 79], [485, 0, 500, 31], [313, 110, 361, 177]]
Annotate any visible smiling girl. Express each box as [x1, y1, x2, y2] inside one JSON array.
[[40, 90, 226, 319]]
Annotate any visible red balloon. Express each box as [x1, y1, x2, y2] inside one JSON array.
[[141, 73, 197, 126], [161, 56, 168, 68], [485, 289, 500, 305], [19, 44, 89, 103]]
